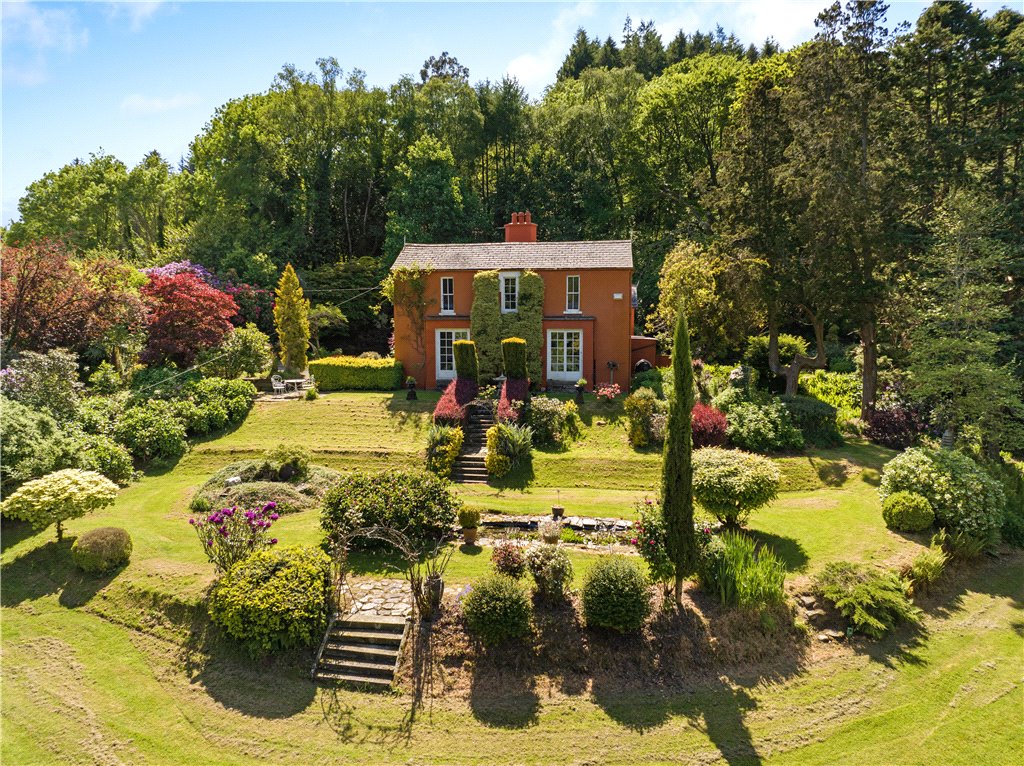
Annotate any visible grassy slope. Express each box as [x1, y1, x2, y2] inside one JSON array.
[[3, 392, 1022, 764]]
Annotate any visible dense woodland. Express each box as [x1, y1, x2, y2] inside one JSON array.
[[2, 0, 1022, 455]]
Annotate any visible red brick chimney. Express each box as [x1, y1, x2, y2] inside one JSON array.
[[504, 211, 537, 243]]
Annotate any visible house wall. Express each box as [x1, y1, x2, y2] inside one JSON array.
[[393, 268, 633, 390]]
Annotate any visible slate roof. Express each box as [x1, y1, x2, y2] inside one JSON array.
[[392, 241, 633, 271]]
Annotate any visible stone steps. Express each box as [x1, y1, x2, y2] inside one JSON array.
[[455, 411, 492, 484], [313, 614, 408, 689]]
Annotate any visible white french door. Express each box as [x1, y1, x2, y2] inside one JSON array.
[[547, 330, 582, 381], [436, 329, 470, 380]]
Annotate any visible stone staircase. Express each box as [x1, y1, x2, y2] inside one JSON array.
[[453, 405, 493, 484], [312, 613, 409, 689]]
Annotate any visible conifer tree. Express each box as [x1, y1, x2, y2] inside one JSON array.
[[662, 301, 697, 605], [273, 263, 310, 373]]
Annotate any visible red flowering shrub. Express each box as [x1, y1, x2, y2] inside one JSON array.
[[691, 403, 728, 448], [433, 379, 478, 425], [497, 378, 528, 422], [142, 272, 238, 367], [596, 383, 621, 401], [491, 541, 527, 579]]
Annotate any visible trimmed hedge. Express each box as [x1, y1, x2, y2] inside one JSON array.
[[71, 527, 132, 573], [307, 356, 403, 391], [502, 338, 529, 379], [453, 340, 479, 382]]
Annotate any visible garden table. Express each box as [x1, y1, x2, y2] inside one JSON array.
[[284, 378, 306, 392]]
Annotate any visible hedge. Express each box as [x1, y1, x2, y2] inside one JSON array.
[[502, 338, 528, 379], [454, 340, 479, 382], [307, 356, 403, 391]]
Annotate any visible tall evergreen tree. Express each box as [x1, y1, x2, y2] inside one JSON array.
[[662, 301, 697, 605], [273, 263, 310, 373]]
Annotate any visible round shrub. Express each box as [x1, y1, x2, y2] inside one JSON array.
[[882, 491, 935, 532], [581, 557, 651, 633], [320, 469, 460, 549], [491, 541, 527, 579], [462, 574, 532, 646], [113, 401, 188, 463], [525, 544, 574, 601], [693, 448, 781, 526], [74, 434, 135, 486], [209, 545, 331, 655], [77, 394, 126, 436], [726, 401, 804, 453], [71, 527, 132, 573], [879, 448, 1005, 539], [691, 403, 728, 448]]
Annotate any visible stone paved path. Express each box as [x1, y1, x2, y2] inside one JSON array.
[[345, 578, 413, 619]]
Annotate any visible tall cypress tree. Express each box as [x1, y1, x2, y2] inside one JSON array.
[[274, 263, 310, 373], [662, 302, 697, 605]]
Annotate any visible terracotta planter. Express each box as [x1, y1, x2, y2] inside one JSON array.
[[462, 527, 479, 545]]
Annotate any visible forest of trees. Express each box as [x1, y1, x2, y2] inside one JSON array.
[[3, 1, 1022, 452]]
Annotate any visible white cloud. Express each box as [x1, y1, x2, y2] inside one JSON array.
[[104, 1, 165, 32], [506, 1, 597, 97], [120, 92, 200, 116], [1, 1, 89, 85]]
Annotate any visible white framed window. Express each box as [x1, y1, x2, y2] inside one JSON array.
[[436, 329, 470, 379], [566, 275, 580, 313], [500, 271, 519, 313], [440, 276, 455, 314], [547, 330, 582, 380]]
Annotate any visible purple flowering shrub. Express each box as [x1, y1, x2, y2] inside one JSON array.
[[142, 260, 220, 286], [190, 502, 280, 573]]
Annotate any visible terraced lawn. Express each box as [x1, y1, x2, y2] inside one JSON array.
[[3, 392, 1021, 764]]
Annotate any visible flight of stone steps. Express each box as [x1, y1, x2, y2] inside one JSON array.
[[312, 613, 409, 689], [453, 405, 493, 484]]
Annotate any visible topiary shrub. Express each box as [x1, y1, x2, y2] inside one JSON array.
[[1, 469, 118, 541], [691, 403, 727, 448], [743, 333, 809, 392], [525, 544, 573, 602], [501, 338, 529, 379], [726, 401, 804, 453], [453, 339, 479, 383], [693, 448, 781, 526], [491, 540, 527, 579], [461, 574, 532, 646], [881, 491, 935, 533], [209, 545, 332, 655], [113, 400, 188, 463], [813, 561, 920, 638], [879, 448, 1005, 539], [780, 395, 843, 447], [71, 527, 132, 574], [426, 425, 464, 479], [581, 557, 651, 633], [320, 469, 460, 550]]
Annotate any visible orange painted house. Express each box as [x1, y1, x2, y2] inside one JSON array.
[[392, 212, 649, 390]]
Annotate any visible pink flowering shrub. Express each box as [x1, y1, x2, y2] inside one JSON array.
[[190, 502, 279, 573], [595, 383, 621, 401]]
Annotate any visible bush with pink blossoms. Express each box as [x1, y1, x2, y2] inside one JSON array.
[[595, 383, 621, 401], [190, 502, 280, 573]]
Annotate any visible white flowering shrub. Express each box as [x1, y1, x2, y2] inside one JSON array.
[[879, 448, 1005, 539], [1, 469, 118, 541]]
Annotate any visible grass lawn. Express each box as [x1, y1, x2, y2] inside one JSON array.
[[3, 392, 1022, 764]]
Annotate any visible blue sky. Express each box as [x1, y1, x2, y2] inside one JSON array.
[[1, 0, 1013, 226]]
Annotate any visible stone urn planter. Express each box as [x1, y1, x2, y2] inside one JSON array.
[[462, 527, 479, 545], [406, 376, 417, 400], [551, 505, 565, 520], [539, 519, 562, 545]]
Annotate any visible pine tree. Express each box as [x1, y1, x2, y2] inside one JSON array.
[[661, 301, 697, 605], [274, 263, 310, 373]]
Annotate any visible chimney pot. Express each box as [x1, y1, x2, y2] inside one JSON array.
[[525, 211, 532, 223]]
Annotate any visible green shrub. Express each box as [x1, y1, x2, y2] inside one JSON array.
[[73, 433, 135, 487], [780, 395, 843, 447], [813, 561, 920, 638], [710, 386, 749, 414], [307, 356, 403, 391], [630, 367, 666, 398], [501, 337, 529, 379], [800, 370, 861, 427], [195, 482, 317, 516], [526, 544, 574, 602], [698, 532, 785, 608], [624, 387, 666, 448], [77, 394, 126, 436], [113, 401, 188, 463], [71, 527, 132, 574], [526, 396, 581, 448], [262, 444, 312, 481], [985, 458, 1024, 548], [904, 535, 947, 595], [462, 574, 532, 646], [209, 545, 332, 655], [458, 508, 481, 529], [320, 469, 460, 549], [693, 448, 781, 526], [198, 323, 273, 378], [87, 361, 124, 394], [3, 348, 82, 420], [882, 491, 935, 533], [426, 425, 464, 479], [631, 499, 675, 588], [581, 557, 651, 633], [453, 340, 479, 383], [304, 385, 319, 401], [189, 377, 258, 422], [743, 334, 809, 392], [932, 527, 987, 562], [726, 401, 804, 453], [879, 448, 1005, 539], [1, 469, 118, 541], [491, 541, 527, 579], [0, 396, 68, 494]]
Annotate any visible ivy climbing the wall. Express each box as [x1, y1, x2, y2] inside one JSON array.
[[470, 270, 544, 380]]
